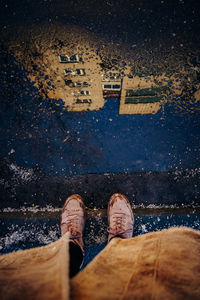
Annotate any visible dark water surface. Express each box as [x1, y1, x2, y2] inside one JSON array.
[[0, 1, 199, 177], [0, 58, 199, 176]]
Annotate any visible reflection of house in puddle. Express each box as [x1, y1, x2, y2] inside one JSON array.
[[58, 53, 103, 111], [102, 76, 166, 115], [58, 54, 166, 114], [119, 77, 165, 115], [102, 71, 122, 98]]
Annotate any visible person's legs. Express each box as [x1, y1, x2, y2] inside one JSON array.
[[107, 193, 134, 242], [60, 194, 85, 278], [60, 192, 133, 277]]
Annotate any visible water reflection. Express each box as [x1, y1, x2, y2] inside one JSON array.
[[0, 1, 199, 196]]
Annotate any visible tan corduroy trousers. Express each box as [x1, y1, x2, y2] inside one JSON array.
[[0, 227, 200, 300]]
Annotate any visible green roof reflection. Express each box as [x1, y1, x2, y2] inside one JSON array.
[[125, 87, 168, 104], [125, 96, 160, 104], [126, 87, 167, 97]]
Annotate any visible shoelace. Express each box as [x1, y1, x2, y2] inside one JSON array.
[[61, 216, 83, 239], [107, 214, 133, 236]]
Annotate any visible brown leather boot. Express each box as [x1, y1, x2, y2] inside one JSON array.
[[107, 193, 134, 242], [60, 194, 85, 256]]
